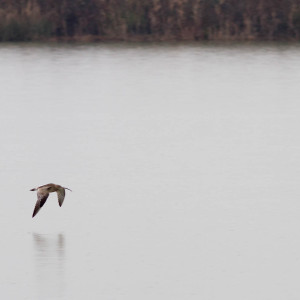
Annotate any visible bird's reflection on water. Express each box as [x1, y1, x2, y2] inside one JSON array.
[[32, 233, 66, 298]]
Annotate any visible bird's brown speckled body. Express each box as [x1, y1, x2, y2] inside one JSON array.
[[30, 183, 72, 218]]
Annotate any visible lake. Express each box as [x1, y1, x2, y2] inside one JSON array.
[[0, 42, 300, 299]]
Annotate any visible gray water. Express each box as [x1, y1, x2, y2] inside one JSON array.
[[1, 42, 300, 299]]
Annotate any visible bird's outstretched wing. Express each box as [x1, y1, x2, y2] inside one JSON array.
[[57, 188, 65, 207], [32, 189, 49, 218]]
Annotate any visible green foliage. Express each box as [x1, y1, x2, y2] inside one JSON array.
[[125, 3, 151, 35], [31, 20, 53, 38], [0, 19, 53, 41], [293, 10, 300, 31], [0, 20, 30, 41]]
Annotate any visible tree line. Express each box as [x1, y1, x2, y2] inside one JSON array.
[[1, 0, 300, 41]]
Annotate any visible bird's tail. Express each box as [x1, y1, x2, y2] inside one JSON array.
[[30, 188, 37, 191]]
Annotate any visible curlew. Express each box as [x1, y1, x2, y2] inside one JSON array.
[[30, 183, 72, 218]]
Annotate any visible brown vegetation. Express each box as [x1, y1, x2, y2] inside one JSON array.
[[1, 0, 300, 41]]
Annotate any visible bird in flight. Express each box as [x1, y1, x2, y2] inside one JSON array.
[[30, 183, 72, 218]]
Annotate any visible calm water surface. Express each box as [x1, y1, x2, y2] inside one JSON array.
[[0, 42, 300, 299]]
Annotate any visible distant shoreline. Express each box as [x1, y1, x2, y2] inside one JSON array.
[[1, 0, 300, 42], [16, 35, 300, 43], [2, 35, 299, 43]]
